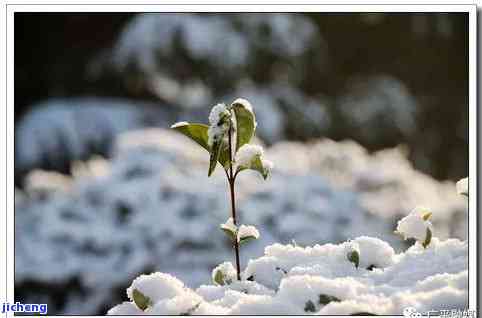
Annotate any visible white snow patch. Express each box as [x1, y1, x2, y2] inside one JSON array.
[[127, 272, 186, 303], [207, 103, 230, 146], [220, 218, 237, 233], [238, 225, 260, 242], [456, 177, 468, 196], [208, 103, 229, 126], [170, 121, 189, 128], [109, 236, 467, 315], [108, 302, 145, 315], [235, 144, 264, 168], [24, 170, 73, 195]]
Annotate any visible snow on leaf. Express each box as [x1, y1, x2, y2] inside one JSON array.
[[396, 207, 433, 245], [235, 144, 272, 180], [208, 103, 230, 127], [127, 272, 186, 305], [170, 121, 189, 128], [235, 144, 264, 168], [211, 262, 236, 286], [237, 225, 260, 245], [206, 103, 231, 176], [220, 218, 238, 242]]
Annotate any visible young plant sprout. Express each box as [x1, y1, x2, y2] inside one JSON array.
[[395, 206, 433, 248], [171, 98, 272, 281]]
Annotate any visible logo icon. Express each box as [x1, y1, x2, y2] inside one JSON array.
[[404, 307, 422, 318]]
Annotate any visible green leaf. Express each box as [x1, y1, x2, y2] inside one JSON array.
[[318, 294, 341, 305], [238, 235, 258, 245], [304, 300, 316, 313], [249, 155, 270, 180], [347, 250, 360, 268], [422, 212, 432, 221], [171, 122, 230, 170], [208, 138, 225, 176], [218, 142, 232, 169], [171, 122, 210, 151], [232, 99, 256, 151], [422, 227, 432, 248], [213, 268, 226, 286], [132, 289, 152, 311]]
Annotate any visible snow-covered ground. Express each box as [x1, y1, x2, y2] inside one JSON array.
[[108, 237, 467, 315], [15, 128, 467, 314]]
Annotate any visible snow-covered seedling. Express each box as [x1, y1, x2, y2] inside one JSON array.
[[395, 207, 433, 248], [171, 98, 271, 281]]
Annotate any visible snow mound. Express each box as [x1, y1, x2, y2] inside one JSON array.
[[108, 237, 467, 315]]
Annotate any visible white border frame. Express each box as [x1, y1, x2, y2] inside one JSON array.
[[1, 4, 477, 318]]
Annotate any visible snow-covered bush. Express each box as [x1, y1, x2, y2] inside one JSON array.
[[172, 98, 272, 280], [15, 97, 174, 179], [110, 14, 320, 107]]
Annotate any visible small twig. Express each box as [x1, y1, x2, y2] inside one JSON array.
[[233, 169, 241, 180]]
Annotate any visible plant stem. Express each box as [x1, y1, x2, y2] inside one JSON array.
[[227, 122, 241, 281]]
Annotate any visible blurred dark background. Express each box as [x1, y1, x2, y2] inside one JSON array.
[[15, 12, 468, 182]]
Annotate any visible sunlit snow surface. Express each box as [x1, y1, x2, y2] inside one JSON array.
[[108, 237, 467, 315], [15, 128, 467, 314]]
